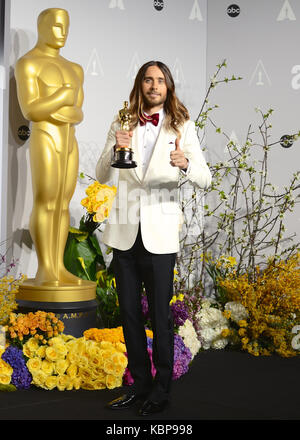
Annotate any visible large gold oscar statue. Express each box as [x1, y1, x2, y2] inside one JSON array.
[[14, 8, 96, 305]]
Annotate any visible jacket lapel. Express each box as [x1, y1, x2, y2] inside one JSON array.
[[130, 128, 143, 182]]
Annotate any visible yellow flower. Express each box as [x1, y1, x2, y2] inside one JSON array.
[[238, 320, 248, 327], [78, 257, 86, 270], [0, 359, 13, 376], [27, 357, 42, 374], [221, 328, 230, 338], [100, 341, 114, 350], [44, 375, 57, 390], [223, 310, 231, 319], [23, 337, 40, 358], [48, 338, 68, 359], [169, 295, 177, 305], [45, 346, 59, 362], [105, 374, 120, 389], [41, 359, 54, 376], [145, 330, 153, 340], [55, 359, 69, 375], [0, 374, 12, 385], [0, 359, 13, 386], [66, 364, 78, 379], [115, 342, 126, 353], [31, 371, 48, 388], [36, 345, 46, 358], [170, 293, 184, 305], [78, 367, 92, 383], [238, 328, 247, 337], [56, 374, 70, 391], [71, 377, 82, 390], [173, 269, 179, 282], [81, 182, 117, 222], [92, 379, 106, 390]]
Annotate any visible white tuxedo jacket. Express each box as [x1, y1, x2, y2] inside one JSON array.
[[95, 117, 212, 254]]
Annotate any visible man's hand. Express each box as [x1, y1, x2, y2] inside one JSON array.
[[170, 138, 188, 169], [116, 130, 133, 148]]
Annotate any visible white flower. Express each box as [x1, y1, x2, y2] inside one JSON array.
[[212, 337, 228, 349], [224, 301, 248, 323], [196, 306, 228, 328], [195, 300, 230, 350], [179, 319, 201, 358]]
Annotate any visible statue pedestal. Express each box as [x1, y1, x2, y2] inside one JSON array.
[[16, 279, 99, 337]]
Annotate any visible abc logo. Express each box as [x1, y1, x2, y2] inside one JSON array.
[[280, 135, 293, 149], [227, 4, 240, 17], [154, 0, 164, 11], [17, 125, 30, 141]]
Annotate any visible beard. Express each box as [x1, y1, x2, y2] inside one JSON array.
[[142, 92, 167, 110]]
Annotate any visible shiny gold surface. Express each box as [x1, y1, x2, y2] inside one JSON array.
[[119, 101, 131, 132], [115, 147, 132, 152], [14, 8, 95, 300], [17, 279, 96, 303]]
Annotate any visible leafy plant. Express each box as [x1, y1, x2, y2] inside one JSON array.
[[176, 60, 300, 299]]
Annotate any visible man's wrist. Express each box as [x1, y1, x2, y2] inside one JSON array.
[[181, 158, 189, 172]]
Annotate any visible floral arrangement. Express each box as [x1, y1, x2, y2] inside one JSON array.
[[1, 345, 32, 390], [1, 321, 129, 391], [80, 181, 117, 224], [195, 299, 231, 350], [0, 312, 196, 392], [186, 252, 299, 357], [0, 276, 19, 327], [84, 326, 126, 344], [0, 247, 27, 326], [83, 326, 193, 386], [6, 311, 64, 345], [64, 179, 116, 273], [64, 180, 119, 326], [24, 334, 127, 391], [218, 252, 300, 357]]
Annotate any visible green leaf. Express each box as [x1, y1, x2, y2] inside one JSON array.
[[0, 384, 17, 392], [69, 227, 89, 242], [64, 234, 97, 280]]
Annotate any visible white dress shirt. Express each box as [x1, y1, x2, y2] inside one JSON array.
[[137, 108, 190, 177], [137, 108, 165, 176]]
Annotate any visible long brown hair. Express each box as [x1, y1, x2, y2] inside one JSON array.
[[128, 61, 189, 136]]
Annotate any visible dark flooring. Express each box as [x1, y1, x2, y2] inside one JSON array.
[[0, 349, 299, 427]]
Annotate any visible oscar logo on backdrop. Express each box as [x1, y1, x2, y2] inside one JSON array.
[[14, 8, 97, 336]]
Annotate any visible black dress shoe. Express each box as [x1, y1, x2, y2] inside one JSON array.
[[138, 399, 169, 416], [106, 393, 146, 410]]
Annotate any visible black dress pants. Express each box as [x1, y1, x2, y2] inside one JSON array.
[[112, 224, 176, 402]]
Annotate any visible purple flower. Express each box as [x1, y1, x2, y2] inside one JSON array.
[[11, 366, 32, 390], [141, 293, 149, 319], [2, 346, 25, 369], [173, 334, 192, 380], [171, 300, 189, 327], [2, 346, 32, 390], [123, 333, 192, 385], [146, 336, 153, 350]]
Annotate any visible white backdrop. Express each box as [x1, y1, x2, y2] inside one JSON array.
[[206, 0, 300, 251], [6, 0, 207, 277]]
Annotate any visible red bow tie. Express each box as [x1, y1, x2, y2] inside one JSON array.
[[139, 113, 159, 126]]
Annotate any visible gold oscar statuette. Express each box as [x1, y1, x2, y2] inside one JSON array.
[[14, 8, 96, 303], [111, 101, 137, 168]]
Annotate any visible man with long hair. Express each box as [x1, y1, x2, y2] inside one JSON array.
[[96, 61, 211, 416]]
